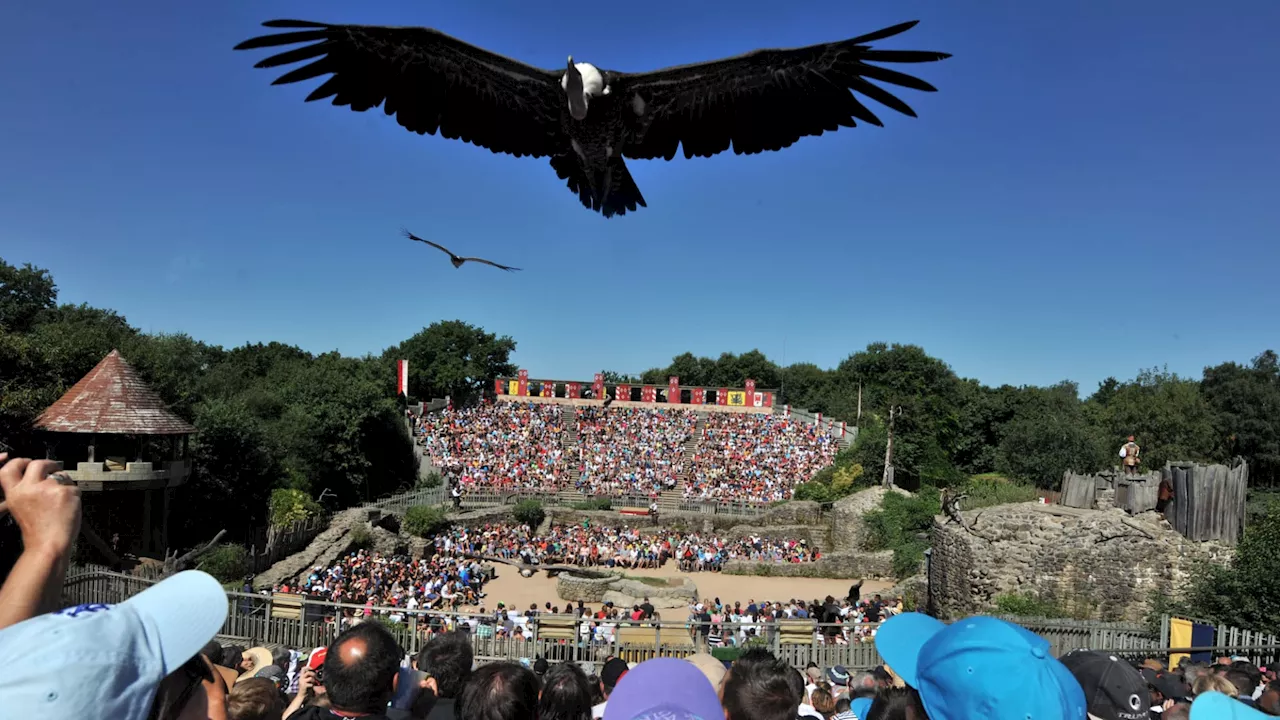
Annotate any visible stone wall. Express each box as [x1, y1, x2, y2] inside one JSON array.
[[723, 550, 894, 580], [829, 487, 913, 552], [927, 501, 1232, 622]]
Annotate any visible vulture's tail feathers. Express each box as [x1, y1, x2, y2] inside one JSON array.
[[596, 157, 646, 219]]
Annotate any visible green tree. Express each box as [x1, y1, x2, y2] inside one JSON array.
[[269, 488, 323, 526], [0, 259, 57, 333], [1181, 500, 1280, 634], [601, 370, 640, 384], [403, 506, 450, 538], [1202, 351, 1280, 486], [390, 321, 516, 405], [1086, 367, 1218, 470], [996, 382, 1105, 488]]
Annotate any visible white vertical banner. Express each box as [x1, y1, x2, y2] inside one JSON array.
[[785, 405, 791, 417], [396, 359, 409, 397], [815, 412, 822, 427]]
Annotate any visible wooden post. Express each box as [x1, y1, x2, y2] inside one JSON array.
[[882, 406, 899, 488]]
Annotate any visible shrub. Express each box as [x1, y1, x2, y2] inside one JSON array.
[[197, 543, 249, 583], [418, 471, 443, 489], [269, 488, 322, 526], [513, 499, 545, 529], [862, 488, 940, 580], [994, 592, 1069, 619], [571, 497, 612, 511], [348, 526, 374, 550], [960, 475, 1039, 510], [402, 505, 450, 538]]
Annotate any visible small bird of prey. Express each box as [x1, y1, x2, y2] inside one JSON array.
[[403, 229, 521, 271]]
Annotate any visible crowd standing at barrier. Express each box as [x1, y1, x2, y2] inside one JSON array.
[[3, 454, 1279, 720]]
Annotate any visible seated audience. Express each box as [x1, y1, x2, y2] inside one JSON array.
[[687, 413, 840, 504], [576, 407, 697, 496], [417, 402, 571, 492]]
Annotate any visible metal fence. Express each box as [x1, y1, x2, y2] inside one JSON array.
[[63, 568, 1182, 670], [359, 486, 784, 520]]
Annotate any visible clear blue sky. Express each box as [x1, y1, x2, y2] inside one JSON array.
[[2, 0, 1277, 392]]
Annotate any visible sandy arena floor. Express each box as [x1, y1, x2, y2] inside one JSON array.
[[476, 562, 895, 612]]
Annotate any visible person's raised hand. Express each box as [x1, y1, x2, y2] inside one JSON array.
[[0, 457, 82, 557]]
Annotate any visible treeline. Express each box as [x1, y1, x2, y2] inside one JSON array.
[[0, 259, 516, 548], [639, 345, 1280, 489]]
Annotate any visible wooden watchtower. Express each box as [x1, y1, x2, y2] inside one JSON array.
[[34, 349, 195, 557]]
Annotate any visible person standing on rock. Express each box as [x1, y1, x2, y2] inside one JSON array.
[[1120, 436, 1141, 476]]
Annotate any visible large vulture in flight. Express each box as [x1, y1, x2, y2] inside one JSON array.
[[235, 19, 950, 218]]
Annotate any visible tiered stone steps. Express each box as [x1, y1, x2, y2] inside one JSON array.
[[561, 406, 581, 492]]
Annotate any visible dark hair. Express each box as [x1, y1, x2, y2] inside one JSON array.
[[835, 698, 852, 714], [324, 621, 403, 713], [416, 630, 475, 699], [457, 662, 540, 720], [865, 688, 927, 720], [148, 654, 216, 720], [1225, 670, 1257, 697], [723, 648, 802, 720], [539, 662, 594, 720], [586, 674, 606, 705], [201, 640, 224, 662], [220, 645, 246, 670], [227, 677, 286, 720]]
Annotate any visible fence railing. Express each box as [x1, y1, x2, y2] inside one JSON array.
[[62, 568, 1184, 670]]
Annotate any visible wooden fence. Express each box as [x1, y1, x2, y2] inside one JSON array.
[[62, 568, 1168, 669], [1059, 462, 1248, 545], [246, 514, 332, 574]]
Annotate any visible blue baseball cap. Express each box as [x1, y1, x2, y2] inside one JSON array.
[[1191, 691, 1270, 719], [0, 570, 228, 720], [875, 613, 1087, 720], [849, 696, 873, 720]]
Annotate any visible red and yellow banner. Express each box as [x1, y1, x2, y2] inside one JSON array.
[[726, 390, 747, 406]]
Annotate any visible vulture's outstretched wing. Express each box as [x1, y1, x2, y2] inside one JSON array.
[[235, 20, 565, 158], [460, 257, 522, 272], [403, 229, 458, 259], [616, 21, 949, 161]]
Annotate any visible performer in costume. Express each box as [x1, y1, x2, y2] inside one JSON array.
[[1120, 435, 1141, 477]]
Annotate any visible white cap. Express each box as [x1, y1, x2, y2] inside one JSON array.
[[0, 570, 229, 720]]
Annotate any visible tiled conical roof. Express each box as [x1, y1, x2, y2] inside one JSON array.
[[34, 350, 196, 435]]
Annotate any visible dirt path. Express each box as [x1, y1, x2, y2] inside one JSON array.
[[478, 563, 896, 612]]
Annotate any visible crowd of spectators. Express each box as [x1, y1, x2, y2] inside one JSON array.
[[687, 413, 840, 504], [574, 407, 697, 496], [413, 401, 843, 504], [415, 403, 572, 492]]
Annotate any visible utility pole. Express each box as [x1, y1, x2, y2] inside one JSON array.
[[882, 405, 901, 488]]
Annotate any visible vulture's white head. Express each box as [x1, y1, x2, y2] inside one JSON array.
[[562, 56, 605, 121]]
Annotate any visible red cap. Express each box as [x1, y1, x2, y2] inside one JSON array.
[[307, 646, 328, 671]]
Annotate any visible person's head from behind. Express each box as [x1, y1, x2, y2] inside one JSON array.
[[458, 662, 540, 720], [811, 686, 836, 718], [723, 648, 802, 720], [415, 629, 474, 699], [1224, 670, 1256, 697], [323, 620, 403, 714], [1192, 673, 1237, 697], [865, 687, 927, 720], [1259, 680, 1280, 715], [225, 677, 285, 720], [540, 662, 594, 720]]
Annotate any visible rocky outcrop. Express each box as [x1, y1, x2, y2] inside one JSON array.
[[252, 508, 365, 589], [557, 572, 698, 610], [722, 550, 895, 580], [829, 486, 912, 552], [927, 502, 1233, 622]]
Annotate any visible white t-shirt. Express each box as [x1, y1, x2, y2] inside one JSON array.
[[798, 703, 824, 720]]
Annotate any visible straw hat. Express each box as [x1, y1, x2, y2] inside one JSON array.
[[238, 647, 274, 682]]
